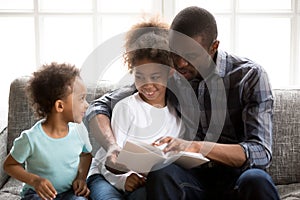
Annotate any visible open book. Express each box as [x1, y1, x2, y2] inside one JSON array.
[[116, 139, 210, 173]]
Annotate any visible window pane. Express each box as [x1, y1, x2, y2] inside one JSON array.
[[0, 0, 33, 11], [0, 17, 35, 130], [96, 15, 143, 83], [236, 17, 291, 88], [102, 57, 128, 83], [175, 0, 231, 13], [238, 0, 291, 11], [215, 16, 232, 51], [40, 16, 93, 68], [39, 0, 93, 12], [99, 15, 148, 42], [97, 0, 154, 13]]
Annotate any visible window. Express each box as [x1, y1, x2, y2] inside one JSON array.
[[0, 0, 299, 130], [0, 0, 161, 130]]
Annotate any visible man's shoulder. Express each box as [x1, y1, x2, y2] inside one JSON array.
[[219, 50, 264, 76], [223, 50, 262, 68]]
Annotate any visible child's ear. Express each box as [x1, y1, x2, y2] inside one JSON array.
[[55, 100, 64, 112]]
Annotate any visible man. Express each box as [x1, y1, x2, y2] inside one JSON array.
[[85, 6, 280, 200]]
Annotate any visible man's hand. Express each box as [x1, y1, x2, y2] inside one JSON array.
[[73, 178, 90, 198], [32, 177, 57, 200], [125, 173, 146, 192], [153, 136, 197, 153], [105, 143, 130, 174]]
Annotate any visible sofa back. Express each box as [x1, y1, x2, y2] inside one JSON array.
[[267, 89, 300, 185], [3, 76, 300, 186]]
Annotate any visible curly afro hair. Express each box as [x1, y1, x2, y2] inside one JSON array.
[[26, 62, 80, 118]]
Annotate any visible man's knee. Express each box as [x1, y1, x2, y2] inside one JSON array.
[[148, 164, 181, 181], [237, 168, 274, 187], [235, 168, 279, 200]]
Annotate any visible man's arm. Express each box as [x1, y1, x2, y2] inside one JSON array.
[[84, 84, 137, 151], [199, 69, 273, 169], [155, 137, 246, 168], [238, 69, 274, 169], [208, 68, 273, 168], [84, 84, 136, 173], [89, 114, 117, 151]]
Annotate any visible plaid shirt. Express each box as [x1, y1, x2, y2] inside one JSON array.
[[84, 49, 274, 170], [195, 50, 273, 169]]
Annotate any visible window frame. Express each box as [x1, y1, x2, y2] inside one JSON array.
[[0, 0, 299, 130]]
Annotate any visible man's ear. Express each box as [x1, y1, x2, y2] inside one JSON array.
[[210, 40, 220, 55], [55, 100, 64, 113]]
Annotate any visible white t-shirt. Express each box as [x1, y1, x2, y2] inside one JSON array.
[[88, 92, 184, 191]]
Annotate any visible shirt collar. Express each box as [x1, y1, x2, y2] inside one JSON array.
[[215, 49, 227, 78], [202, 49, 226, 81]]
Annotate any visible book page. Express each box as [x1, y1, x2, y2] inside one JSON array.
[[165, 151, 210, 169], [116, 139, 166, 173], [116, 139, 210, 173]]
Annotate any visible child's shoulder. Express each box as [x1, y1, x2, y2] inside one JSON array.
[[13, 119, 44, 145], [68, 122, 89, 136], [113, 92, 139, 108], [22, 119, 44, 136]]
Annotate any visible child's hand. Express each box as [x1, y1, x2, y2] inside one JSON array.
[[125, 173, 146, 192], [105, 144, 129, 174], [32, 177, 57, 200], [73, 178, 90, 198]]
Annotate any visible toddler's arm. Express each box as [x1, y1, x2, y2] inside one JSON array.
[[3, 154, 57, 199]]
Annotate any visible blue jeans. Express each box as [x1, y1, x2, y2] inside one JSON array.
[[146, 163, 280, 200], [87, 173, 146, 200], [22, 188, 87, 200]]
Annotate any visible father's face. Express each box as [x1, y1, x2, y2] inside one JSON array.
[[169, 30, 213, 81]]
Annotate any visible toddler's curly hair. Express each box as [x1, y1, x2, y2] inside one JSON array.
[[26, 62, 80, 118]]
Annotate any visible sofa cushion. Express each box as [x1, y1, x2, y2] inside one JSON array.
[[7, 76, 36, 153], [0, 177, 22, 200], [267, 89, 300, 185], [277, 183, 300, 200], [0, 128, 8, 188]]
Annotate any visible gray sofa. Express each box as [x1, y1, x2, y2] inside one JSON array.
[[0, 76, 299, 199]]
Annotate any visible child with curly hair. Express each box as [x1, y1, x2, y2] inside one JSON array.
[[3, 62, 92, 200], [87, 17, 184, 200]]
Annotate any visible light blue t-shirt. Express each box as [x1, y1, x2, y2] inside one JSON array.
[[10, 119, 92, 196]]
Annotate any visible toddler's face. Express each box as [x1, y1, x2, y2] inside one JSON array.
[[63, 77, 89, 123]]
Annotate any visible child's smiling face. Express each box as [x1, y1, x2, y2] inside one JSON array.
[[133, 58, 170, 107]]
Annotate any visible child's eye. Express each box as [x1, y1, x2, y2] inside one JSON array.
[[135, 75, 143, 80], [80, 96, 86, 101], [151, 76, 160, 81]]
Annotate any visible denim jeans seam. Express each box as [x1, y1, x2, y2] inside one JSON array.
[[179, 182, 202, 191], [179, 182, 202, 200]]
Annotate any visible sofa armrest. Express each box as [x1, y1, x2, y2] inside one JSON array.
[[0, 127, 9, 188]]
